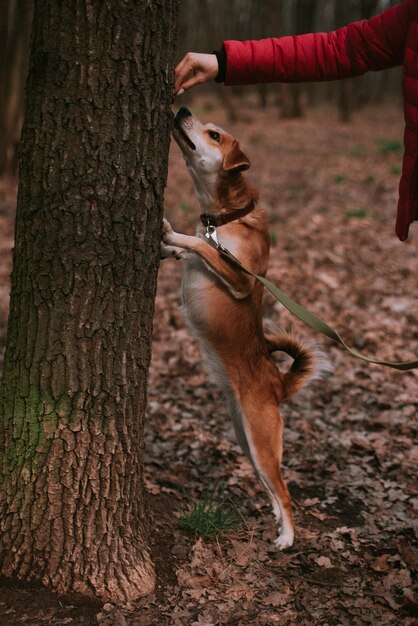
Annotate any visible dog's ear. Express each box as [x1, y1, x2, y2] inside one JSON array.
[[223, 141, 251, 173]]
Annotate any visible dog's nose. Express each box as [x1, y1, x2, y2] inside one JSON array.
[[175, 107, 192, 121]]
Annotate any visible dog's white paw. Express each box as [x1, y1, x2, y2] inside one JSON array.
[[160, 241, 173, 259], [162, 218, 175, 244], [274, 529, 294, 550], [160, 242, 184, 260]]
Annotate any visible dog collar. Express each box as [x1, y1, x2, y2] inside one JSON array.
[[200, 198, 255, 228]]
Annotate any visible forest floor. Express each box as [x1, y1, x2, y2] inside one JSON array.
[[0, 98, 417, 625]]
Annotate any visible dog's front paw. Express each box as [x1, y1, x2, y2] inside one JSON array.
[[160, 241, 185, 260], [161, 218, 176, 246]]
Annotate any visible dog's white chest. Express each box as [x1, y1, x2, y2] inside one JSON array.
[[181, 254, 213, 329]]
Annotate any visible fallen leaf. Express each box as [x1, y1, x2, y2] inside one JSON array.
[[398, 540, 418, 570], [315, 556, 333, 568], [261, 591, 290, 607], [371, 555, 391, 572]]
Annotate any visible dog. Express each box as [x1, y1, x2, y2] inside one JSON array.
[[161, 107, 326, 549]]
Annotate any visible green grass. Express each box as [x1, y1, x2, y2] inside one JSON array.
[[179, 493, 242, 538], [334, 174, 345, 184], [391, 163, 401, 175], [344, 207, 369, 219], [377, 139, 402, 155]]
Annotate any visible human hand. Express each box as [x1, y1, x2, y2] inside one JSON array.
[[174, 52, 219, 95]]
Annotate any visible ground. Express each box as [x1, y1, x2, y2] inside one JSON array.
[[0, 99, 417, 625]]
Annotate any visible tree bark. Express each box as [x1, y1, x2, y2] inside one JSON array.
[[0, 0, 178, 602]]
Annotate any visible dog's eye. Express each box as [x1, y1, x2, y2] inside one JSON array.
[[209, 130, 220, 142]]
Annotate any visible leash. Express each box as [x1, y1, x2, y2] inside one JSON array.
[[204, 225, 418, 371]]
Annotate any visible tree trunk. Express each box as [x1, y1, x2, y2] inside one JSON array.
[[280, 83, 304, 119], [338, 79, 352, 123], [279, 0, 318, 119], [0, 0, 178, 602], [0, 0, 33, 177], [334, 0, 355, 121]]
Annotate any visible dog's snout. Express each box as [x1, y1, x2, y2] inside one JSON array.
[[175, 107, 192, 122], [173, 107, 196, 151]]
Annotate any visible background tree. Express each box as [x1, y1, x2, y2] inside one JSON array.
[[280, 0, 318, 118], [0, 0, 33, 176], [0, 0, 178, 602]]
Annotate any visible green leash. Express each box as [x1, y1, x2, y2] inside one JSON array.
[[205, 227, 418, 371]]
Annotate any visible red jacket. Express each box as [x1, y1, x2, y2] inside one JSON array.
[[223, 0, 418, 241]]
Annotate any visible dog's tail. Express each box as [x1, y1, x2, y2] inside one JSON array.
[[265, 332, 332, 399]]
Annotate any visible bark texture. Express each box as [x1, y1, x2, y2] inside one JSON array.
[[0, 0, 178, 601]]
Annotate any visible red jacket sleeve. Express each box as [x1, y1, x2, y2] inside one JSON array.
[[223, 0, 413, 85]]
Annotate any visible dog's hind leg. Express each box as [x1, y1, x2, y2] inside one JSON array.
[[226, 394, 285, 525], [226, 395, 253, 460], [240, 399, 295, 549]]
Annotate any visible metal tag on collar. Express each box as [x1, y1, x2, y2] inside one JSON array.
[[205, 225, 229, 254], [205, 224, 219, 247]]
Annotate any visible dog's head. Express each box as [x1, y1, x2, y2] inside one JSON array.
[[173, 108, 250, 204]]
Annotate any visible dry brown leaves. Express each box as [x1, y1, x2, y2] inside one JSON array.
[[0, 99, 417, 625]]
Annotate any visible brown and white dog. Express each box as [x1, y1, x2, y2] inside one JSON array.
[[161, 107, 326, 549]]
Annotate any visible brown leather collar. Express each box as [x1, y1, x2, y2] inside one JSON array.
[[200, 198, 256, 227]]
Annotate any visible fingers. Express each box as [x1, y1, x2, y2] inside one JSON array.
[[174, 52, 219, 95], [178, 72, 205, 93], [174, 54, 193, 94]]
